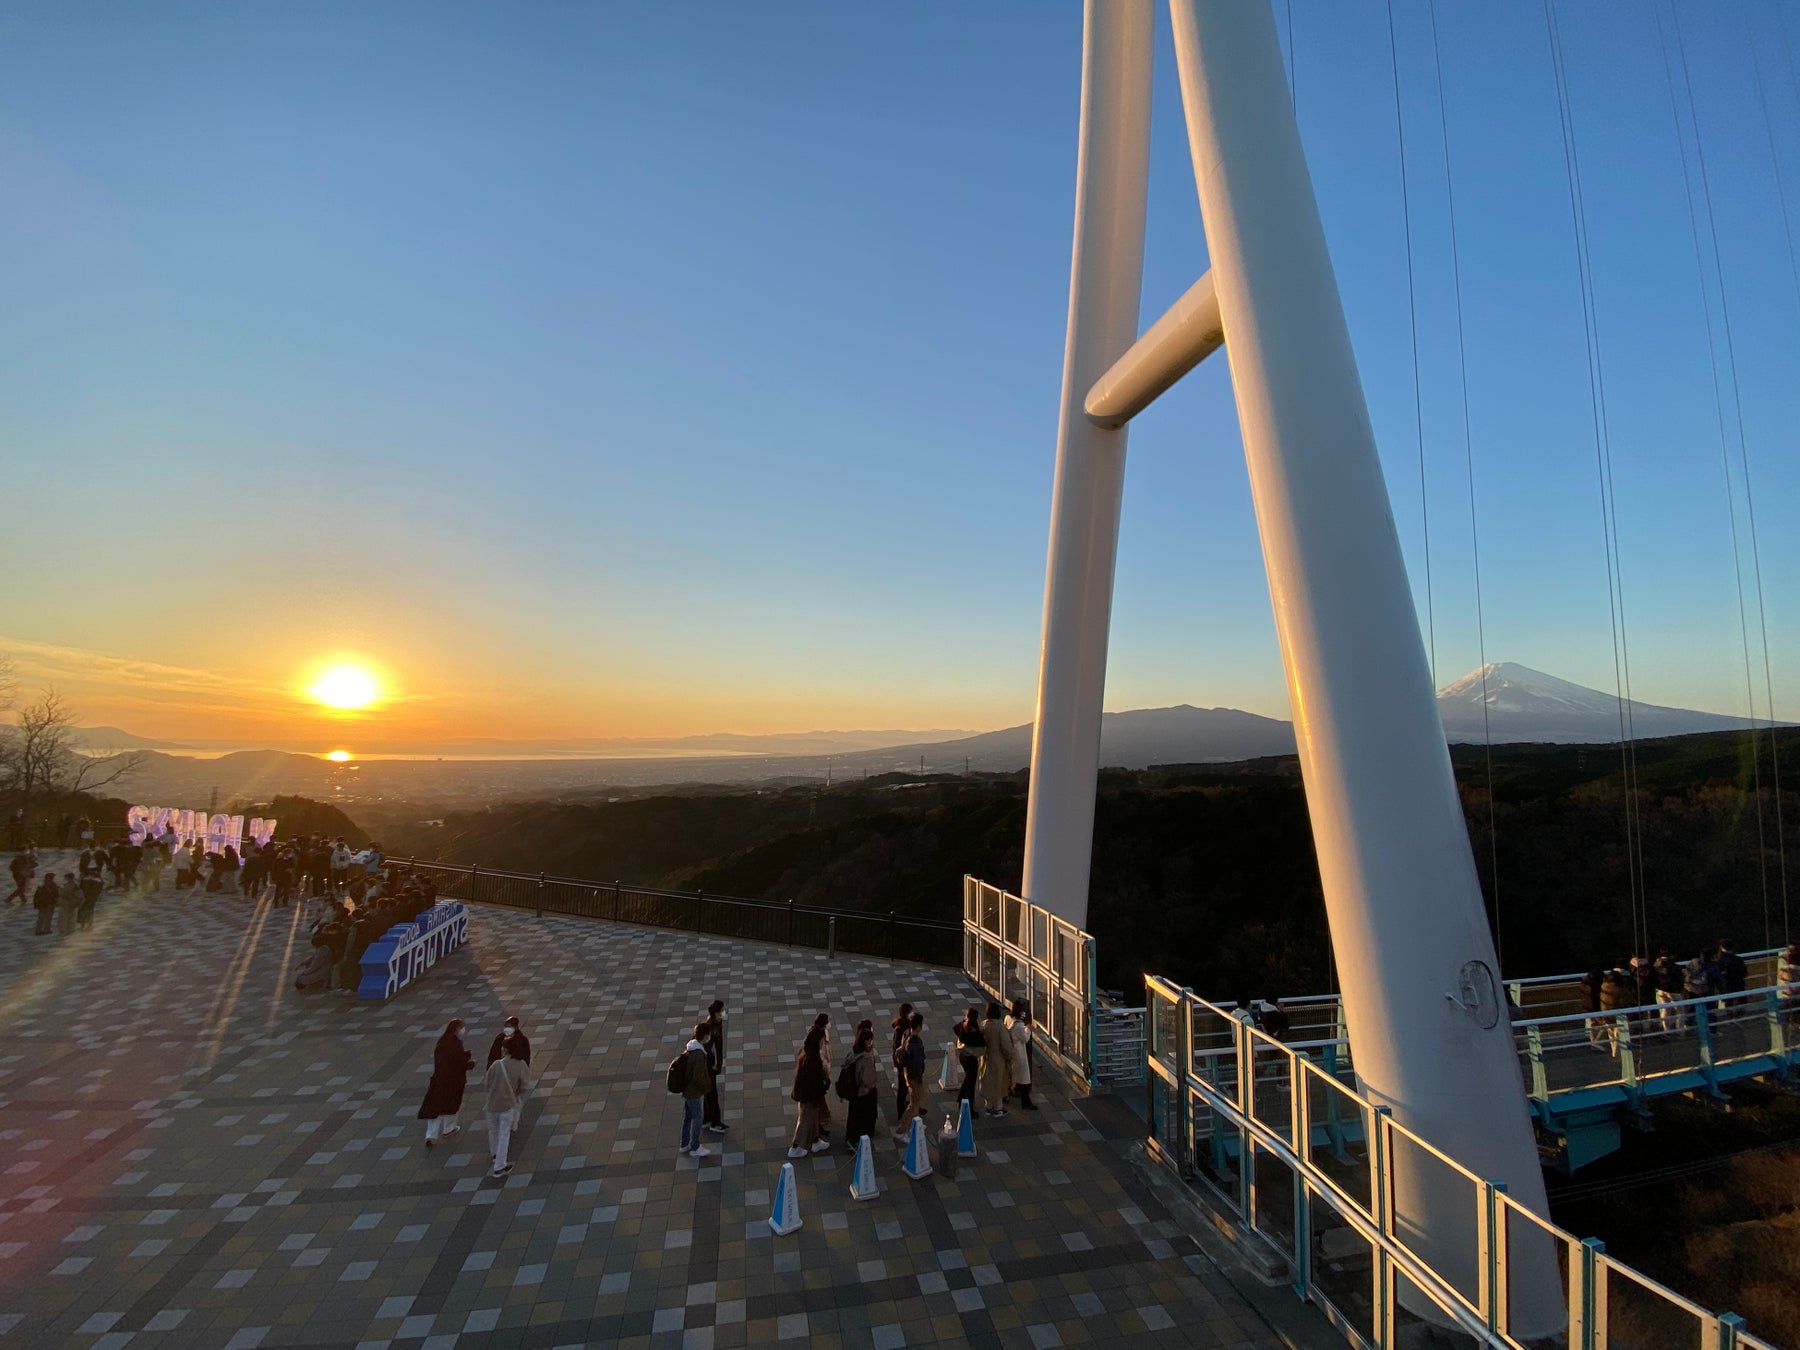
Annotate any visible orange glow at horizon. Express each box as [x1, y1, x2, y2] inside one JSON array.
[[326, 749, 352, 763]]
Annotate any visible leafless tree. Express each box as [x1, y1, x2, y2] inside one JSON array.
[[1, 686, 145, 814]]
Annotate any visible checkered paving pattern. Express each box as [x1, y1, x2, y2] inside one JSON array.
[[0, 859, 1285, 1348]]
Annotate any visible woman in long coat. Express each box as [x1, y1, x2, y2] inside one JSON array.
[[419, 1019, 474, 1145], [978, 1002, 1010, 1117], [1007, 1000, 1037, 1111], [786, 1027, 831, 1158]]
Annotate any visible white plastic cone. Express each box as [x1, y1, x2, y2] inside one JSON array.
[[937, 1042, 957, 1091], [957, 1098, 977, 1158], [768, 1161, 802, 1235], [902, 1114, 933, 1180], [850, 1134, 880, 1201]]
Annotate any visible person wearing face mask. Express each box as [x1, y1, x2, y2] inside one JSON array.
[[418, 1019, 475, 1146], [485, 1017, 532, 1128]]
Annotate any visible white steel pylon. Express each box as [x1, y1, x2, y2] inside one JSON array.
[[1021, 0, 1560, 1333]]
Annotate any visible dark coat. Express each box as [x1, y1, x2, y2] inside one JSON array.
[[791, 1053, 828, 1106], [418, 1034, 474, 1119], [487, 1030, 532, 1069]]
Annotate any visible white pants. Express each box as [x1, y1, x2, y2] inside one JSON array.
[[1656, 989, 1683, 1032], [488, 1111, 513, 1171], [425, 1112, 459, 1142]]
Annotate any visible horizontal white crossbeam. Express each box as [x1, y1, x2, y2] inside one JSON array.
[[1082, 269, 1223, 428]]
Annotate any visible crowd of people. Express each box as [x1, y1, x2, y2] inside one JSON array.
[[4, 829, 455, 988], [1577, 938, 1800, 1047]]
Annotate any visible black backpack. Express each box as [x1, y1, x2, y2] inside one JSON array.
[[834, 1055, 859, 1101], [666, 1051, 690, 1095]]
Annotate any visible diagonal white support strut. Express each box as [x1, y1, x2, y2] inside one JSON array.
[[1084, 270, 1223, 429]]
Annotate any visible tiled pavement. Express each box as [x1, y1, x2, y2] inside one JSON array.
[[0, 861, 1293, 1348]]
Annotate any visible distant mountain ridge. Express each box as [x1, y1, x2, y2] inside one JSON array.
[[87, 663, 1763, 803]]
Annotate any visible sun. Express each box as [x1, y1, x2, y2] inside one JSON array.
[[310, 665, 380, 711], [326, 750, 353, 763]]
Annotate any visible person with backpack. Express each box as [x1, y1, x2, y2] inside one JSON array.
[[787, 1026, 831, 1159], [670, 1022, 715, 1160], [838, 1025, 880, 1153], [953, 1007, 985, 1110]]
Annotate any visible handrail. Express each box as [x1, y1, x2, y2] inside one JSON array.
[[961, 876, 1100, 1088], [1141, 973, 1770, 1347]]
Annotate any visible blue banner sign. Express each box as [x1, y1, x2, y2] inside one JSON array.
[[357, 902, 469, 1001]]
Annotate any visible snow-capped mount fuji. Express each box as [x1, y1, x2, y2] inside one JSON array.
[[1434, 662, 1754, 744]]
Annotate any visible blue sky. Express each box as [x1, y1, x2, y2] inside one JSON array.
[[0, 1, 1793, 742]]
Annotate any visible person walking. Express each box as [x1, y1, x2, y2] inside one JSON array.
[[677, 1023, 715, 1160], [32, 873, 59, 935], [842, 1026, 880, 1153], [888, 1003, 914, 1125], [978, 1003, 1010, 1117], [788, 1026, 831, 1158], [7, 847, 35, 906], [482, 1038, 529, 1177], [701, 999, 729, 1135], [486, 1017, 533, 1129], [1008, 1000, 1038, 1110], [953, 1007, 985, 1111], [1653, 949, 1684, 1032], [419, 1019, 474, 1147]]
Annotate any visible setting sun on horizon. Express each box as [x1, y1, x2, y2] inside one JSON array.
[[308, 664, 381, 713]]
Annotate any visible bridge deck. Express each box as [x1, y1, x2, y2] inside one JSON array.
[[0, 865, 1294, 1349]]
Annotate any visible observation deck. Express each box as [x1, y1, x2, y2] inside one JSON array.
[[0, 865, 1305, 1349]]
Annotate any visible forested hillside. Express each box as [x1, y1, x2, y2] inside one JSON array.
[[372, 727, 1798, 998]]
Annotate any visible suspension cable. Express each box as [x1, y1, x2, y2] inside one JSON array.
[[1742, 0, 1794, 942], [1428, 0, 1505, 966], [1662, 0, 1775, 949], [1385, 0, 1436, 687], [1544, 0, 1650, 959]]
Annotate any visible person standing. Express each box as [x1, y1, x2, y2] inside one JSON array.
[[1717, 940, 1748, 997], [678, 1023, 715, 1160], [787, 1026, 831, 1158], [810, 1013, 834, 1143], [32, 873, 59, 935], [76, 869, 103, 930], [1008, 1000, 1037, 1111], [843, 1026, 880, 1153], [953, 1007, 985, 1110], [486, 1017, 533, 1129], [483, 1039, 529, 1178], [893, 1012, 930, 1141], [56, 873, 80, 936], [701, 999, 729, 1135], [978, 1003, 1011, 1117], [419, 1019, 474, 1146], [888, 1003, 914, 1125]]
